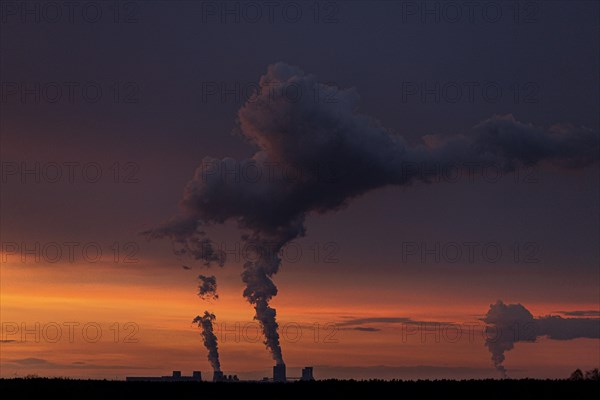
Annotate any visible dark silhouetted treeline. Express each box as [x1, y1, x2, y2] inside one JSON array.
[[2, 378, 599, 400], [569, 368, 599, 380]]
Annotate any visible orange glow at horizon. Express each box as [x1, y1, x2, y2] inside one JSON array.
[[1, 260, 598, 380]]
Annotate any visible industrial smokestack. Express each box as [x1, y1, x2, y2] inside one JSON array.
[[301, 367, 314, 381], [273, 363, 286, 382], [212, 370, 224, 382]]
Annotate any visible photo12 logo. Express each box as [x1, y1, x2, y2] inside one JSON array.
[[1, 322, 140, 343], [400, 241, 541, 264], [1, 241, 140, 264], [198, 1, 340, 24], [398, 1, 540, 24], [399, 321, 538, 344], [0, 81, 140, 104], [200, 80, 342, 105], [0, 1, 140, 24], [214, 321, 339, 344], [399, 81, 540, 104], [1, 161, 140, 184], [187, 240, 340, 265]]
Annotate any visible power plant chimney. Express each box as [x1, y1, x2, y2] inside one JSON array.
[[213, 371, 224, 382], [273, 364, 286, 382], [301, 367, 314, 381]]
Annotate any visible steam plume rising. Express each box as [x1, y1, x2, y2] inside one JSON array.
[[483, 300, 600, 378], [146, 63, 598, 364], [482, 301, 536, 378], [193, 311, 221, 372], [198, 275, 218, 300], [143, 216, 225, 267]]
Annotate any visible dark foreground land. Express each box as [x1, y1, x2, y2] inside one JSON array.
[[1, 378, 598, 400]]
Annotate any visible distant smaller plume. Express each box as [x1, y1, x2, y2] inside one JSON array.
[[483, 300, 600, 378], [198, 275, 218, 300]]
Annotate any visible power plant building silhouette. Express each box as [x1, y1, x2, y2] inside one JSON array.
[[126, 371, 201, 382], [273, 364, 286, 382], [301, 367, 314, 381], [127, 365, 312, 382]]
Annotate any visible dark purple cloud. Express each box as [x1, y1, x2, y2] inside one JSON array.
[[146, 63, 598, 365], [351, 327, 381, 332]]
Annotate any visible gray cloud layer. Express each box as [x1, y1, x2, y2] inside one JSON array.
[[338, 317, 454, 330], [556, 310, 600, 317]]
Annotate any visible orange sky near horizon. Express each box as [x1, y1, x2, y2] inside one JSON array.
[[1, 259, 598, 380]]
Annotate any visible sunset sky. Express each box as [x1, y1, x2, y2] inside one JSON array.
[[1, 1, 598, 380]]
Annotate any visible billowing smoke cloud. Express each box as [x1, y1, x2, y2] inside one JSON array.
[[483, 300, 600, 378], [144, 216, 225, 266], [198, 275, 218, 300], [193, 311, 221, 372], [482, 301, 536, 378], [146, 63, 598, 364]]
